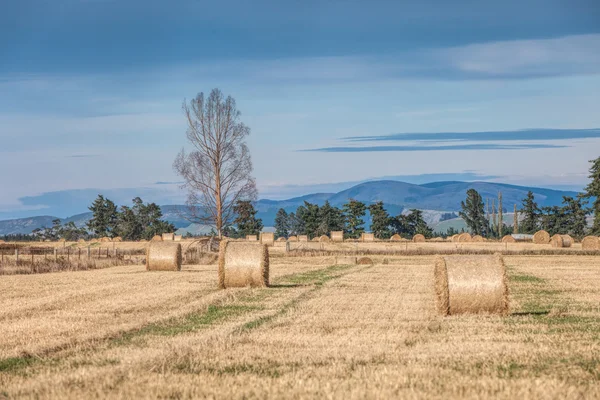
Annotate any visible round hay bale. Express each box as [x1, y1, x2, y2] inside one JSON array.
[[451, 234, 459, 243], [412, 234, 426, 243], [501, 235, 516, 243], [162, 233, 175, 241], [100, 237, 112, 243], [218, 240, 269, 288], [260, 232, 275, 246], [174, 235, 183, 242], [390, 234, 403, 242], [361, 233, 375, 242], [311, 237, 319, 242], [533, 230, 551, 244], [457, 232, 472, 243], [357, 257, 373, 265], [113, 236, 122, 242], [434, 254, 509, 316], [146, 242, 182, 271], [430, 237, 446, 242], [331, 231, 344, 242], [582, 236, 600, 250], [298, 235, 309, 242], [77, 239, 86, 244], [472, 235, 485, 242], [318, 235, 330, 242], [276, 237, 286, 242], [151, 235, 163, 242], [288, 236, 298, 242], [551, 234, 572, 248]]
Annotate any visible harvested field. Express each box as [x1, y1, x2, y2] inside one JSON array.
[[1, 242, 600, 398]]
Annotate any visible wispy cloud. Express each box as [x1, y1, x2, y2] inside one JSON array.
[[302, 143, 566, 153], [65, 154, 99, 158]]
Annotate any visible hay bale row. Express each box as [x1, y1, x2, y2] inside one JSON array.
[[582, 236, 600, 250], [146, 242, 182, 271], [100, 237, 112, 243], [472, 235, 485, 242], [434, 254, 509, 316], [551, 234, 573, 248], [457, 232, 472, 243], [533, 230, 551, 244], [412, 234, 426, 243], [331, 231, 344, 242], [218, 240, 269, 288]]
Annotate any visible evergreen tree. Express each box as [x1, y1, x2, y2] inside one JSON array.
[[520, 191, 540, 234], [391, 209, 432, 238], [343, 199, 367, 239], [317, 201, 345, 236], [87, 195, 119, 238], [300, 202, 321, 238], [562, 195, 588, 238], [274, 208, 290, 239], [540, 205, 564, 235], [58, 221, 88, 241], [368, 201, 392, 239], [584, 156, 600, 235], [459, 189, 488, 236], [292, 207, 307, 235], [233, 200, 263, 237]]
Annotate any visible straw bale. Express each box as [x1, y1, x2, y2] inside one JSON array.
[[151, 235, 163, 242], [501, 235, 516, 243], [100, 237, 111, 243], [276, 237, 287, 242], [551, 234, 572, 248], [174, 235, 183, 242], [457, 232, 472, 242], [318, 235, 330, 242], [412, 234, 426, 243], [288, 236, 298, 242], [451, 234, 459, 243], [357, 257, 373, 265], [335, 256, 357, 265], [533, 230, 551, 244], [390, 234, 403, 242], [361, 233, 375, 242], [260, 232, 275, 246], [434, 254, 509, 316], [472, 235, 484, 242], [246, 235, 258, 242], [331, 231, 344, 242], [146, 242, 182, 271], [77, 239, 86, 244], [430, 237, 446, 242], [218, 240, 269, 288], [162, 233, 175, 241], [582, 236, 600, 250], [113, 236, 122, 242], [298, 235, 308, 242]]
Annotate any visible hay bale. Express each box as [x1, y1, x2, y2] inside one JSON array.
[[472, 235, 484, 242], [318, 235, 330, 242], [174, 235, 183, 242], [260, 232, 275, 246], [582, 236, 600, 250], [246, 235, 258, 242], [162, 233, 175, 241], [151, 235, 163, 242], [298, 235, 308, 242], [310, 237, 319, 242], [331, 231, 344, 242], [451, 234, 459, 243], [430, 237, 446, 242], [335, 256, 356, 265], [276, 237, 286, 242], [457, 233, 472, 243], [218, 240, 269, 288], [113, 236, 122, 242], [501, 235, 516, 243], [77, 239, 86, 244], [361, 233, 375, 242], [413, 234, 426, 243], [390, 234, 403, 242], [146, 242, 182, 271], [288, 236, 298, 242], [100, 237, 111, 243], [551, 234, 573, 248], [434, 254, 509, 316], [357, 257, 373, 265], [533, 230, 551, 244]]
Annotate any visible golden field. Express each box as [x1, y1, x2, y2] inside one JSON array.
[[1, 242, 600, 399]]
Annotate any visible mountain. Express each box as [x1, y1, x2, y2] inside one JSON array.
[[0, 180, 582, 236]]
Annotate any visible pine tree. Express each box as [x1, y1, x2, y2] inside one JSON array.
[[317, 201, 345, 236], [498, 191, 503, 238], [584, 156, 600, 235], [300, 202, 321, 238], [274, 208, 289, 239], [391, 209, 432, 238], [513, 204, 519, 234], [562, 195, 588, 238], [87, 195, 119, 238], [343, 199, 367, 239], [233, 200, 263, 237], [368, 201, 392, 239], [520, 191, 540, 234], [459, 189, 488, 236]]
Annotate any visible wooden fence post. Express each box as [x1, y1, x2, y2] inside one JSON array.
[[54, 248, 58, 261], [87, 246, 91, 259], [15, 248, 19, 265]]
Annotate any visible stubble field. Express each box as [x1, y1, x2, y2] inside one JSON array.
[[1, 244, 600, 399]]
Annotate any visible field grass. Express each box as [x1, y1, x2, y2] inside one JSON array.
[[1, 248, 600, 398]]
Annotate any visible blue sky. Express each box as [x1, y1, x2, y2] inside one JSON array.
[[1, 0, 600, 219]]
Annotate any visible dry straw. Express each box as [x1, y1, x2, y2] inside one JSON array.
[[533, 230, 551, 244], [451, 234, 459, 243], [298, 235, 309, 242], [288, 236, 298, 242], [551, 234, 573, 248], [434, 254, 509, 316], [331, 231, 344, 242], [77, 239, 86, 244], [582, 236, 600, 250], [113, 236, 122, 242], [246, 235, 258, 242], [357, 257, 374, 265], [100, 237, 111, 243], [457, 232, 472, 243], [146, 242, 182, 271], [501, 235, 516, 243], [361, 233, 375, 242], [472, 235, 484, 242], [390, 234, 403, 242], [335, 256, 357, 265], [174, 235, 183, 242], [260, 232, 275, 246], [151, 235, 163, 242], [319, 235, 330, 242], [162, 233, 175, 241], [413, 234, 426, 243], [218, 240, 269, 288]]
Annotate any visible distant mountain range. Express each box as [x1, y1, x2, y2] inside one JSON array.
[[0, 180, 581, 236]]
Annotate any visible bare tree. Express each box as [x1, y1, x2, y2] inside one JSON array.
[[173, 89, 257, 237]]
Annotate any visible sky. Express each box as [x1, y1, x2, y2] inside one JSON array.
[[1, 0, 600, 219]]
